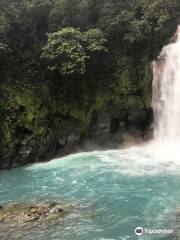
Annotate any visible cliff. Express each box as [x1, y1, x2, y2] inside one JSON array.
[[0, 0, 179, 168]]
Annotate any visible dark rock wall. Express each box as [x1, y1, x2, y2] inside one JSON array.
[[0, 86, 153, 169]]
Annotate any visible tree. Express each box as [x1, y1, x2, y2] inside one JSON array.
[[41, 27, 107, 75], [84, 28, 107, 53], [41, 27, 87, 75]]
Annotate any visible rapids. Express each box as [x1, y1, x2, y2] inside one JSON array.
[[1, 26, 180, 240]]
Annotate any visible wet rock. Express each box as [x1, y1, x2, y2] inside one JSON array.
[[96, 112, 111, 131], [30, 208, 37, 213], [0, 95, 152, 169], [48, 200, 57, 208], [0, 214, 4, 222], [0, 201, 65, 228], [49, 205, 64, 214]]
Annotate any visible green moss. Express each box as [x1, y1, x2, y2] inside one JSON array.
[[138, 56, 152, 108], [4, 123, 13, 145], [118, 69, 132, 96], [68, 94, 109, 135], [0, 53, 152, 153], [1, 84, 49, 148], [70, 108, 93, 134], [94, 95, 108, 111]]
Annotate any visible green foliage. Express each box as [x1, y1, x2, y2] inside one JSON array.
[[1, 85, 49, 147], [84, 28, 107, 53], [0, 0, 180, 151], [124, 19, 151, 43], [0, 42, 9, 54], [41, 27, 107, 75], [42, 27, 87, 75]]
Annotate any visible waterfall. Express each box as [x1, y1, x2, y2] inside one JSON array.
[[152, 26, 180, 144]]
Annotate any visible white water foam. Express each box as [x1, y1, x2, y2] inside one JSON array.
[[25, 26, 180, 177], [153, 26, 180, 143]]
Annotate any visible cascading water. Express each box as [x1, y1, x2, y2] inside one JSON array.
[[153, 26, 180, 143], [2, 27, 180, 240]]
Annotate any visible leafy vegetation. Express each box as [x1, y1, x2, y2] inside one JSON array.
[[0, 0, 180, 166], [41, 27, 107, 75]]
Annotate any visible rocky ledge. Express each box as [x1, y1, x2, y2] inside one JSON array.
[[0, 201, 66, 229]]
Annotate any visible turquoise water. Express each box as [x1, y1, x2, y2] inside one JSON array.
[[1, 145, 180, 239]]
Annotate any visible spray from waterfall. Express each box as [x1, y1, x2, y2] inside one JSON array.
[[152, 26, 180, 144]]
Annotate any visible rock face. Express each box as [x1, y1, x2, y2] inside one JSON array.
[[0, 95, 153, 169], [0, 42, 154, 169], [83, 106, 153, 150], [0, 201, 70, 240], [0, 201, 65, 228]]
